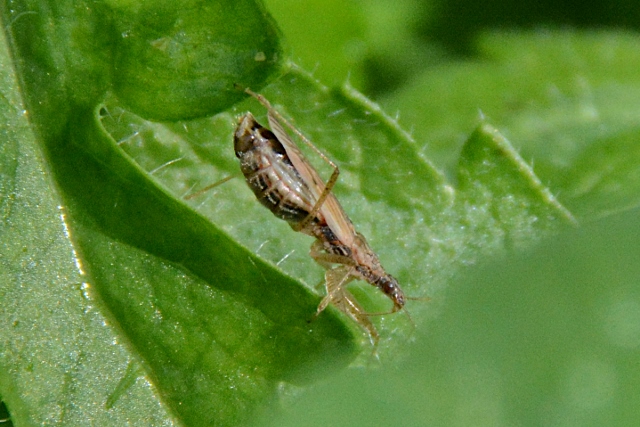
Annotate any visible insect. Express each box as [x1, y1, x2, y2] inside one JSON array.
[[232, 88, 407, 346]]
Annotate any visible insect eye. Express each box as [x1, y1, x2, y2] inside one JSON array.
[[378, 277, 393, 292]]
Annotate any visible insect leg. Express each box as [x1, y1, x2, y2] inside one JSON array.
[[331, 288, 380, 348], [315, 265, 356, 314], [309, 239, 356, 267]]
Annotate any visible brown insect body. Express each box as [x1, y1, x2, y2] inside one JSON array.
[[234, 113, 314, 224], [233, 90, 409, 346]]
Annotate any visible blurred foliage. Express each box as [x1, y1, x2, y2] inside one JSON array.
[[266, 207, 640, 426], [423, 0, 640, 54], [1, 0, 640, 426], [266, 0, 640, 96], [260, 1, 640, 426]]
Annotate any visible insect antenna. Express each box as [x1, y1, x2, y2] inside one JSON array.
[[406, 295, 431, 302], [184, 175, 236, 200], [367, 294, 428, 333]]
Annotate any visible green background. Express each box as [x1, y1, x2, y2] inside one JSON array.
[[1, 0, 639, 425]]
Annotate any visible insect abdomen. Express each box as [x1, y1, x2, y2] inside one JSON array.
[[235, 113, 314, 224]]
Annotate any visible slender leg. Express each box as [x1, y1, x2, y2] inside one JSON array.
[[323, 267, 380, 347], [296, 162, 339, 231], [309, 240, 356, 267], [315, 266, 355, 315]]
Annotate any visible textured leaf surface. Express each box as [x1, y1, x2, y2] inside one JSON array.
[[2, 0, 639, 426], [385, 31, 640, 220], [1, 1, 354, 426], [265, 208, 640, 426], [105, 64, 574, 364]]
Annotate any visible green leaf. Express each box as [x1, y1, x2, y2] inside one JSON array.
[[0, 16, 176, 426], [4, 0, 631, 426], [109, 0, 282, 121], [262, 0, 366, 87], [262, 207, 640, 427], [1, 1, 354, 426], [103, 64, 574, 360], [263, 0, 441, 94], [384, 30, 640, 220]]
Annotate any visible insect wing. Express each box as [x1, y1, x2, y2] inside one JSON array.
[[266, 111, 323, 195], [266, 111, 357, 246]]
